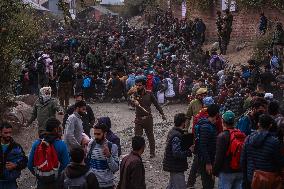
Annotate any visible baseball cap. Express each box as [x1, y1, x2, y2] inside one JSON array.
[[203, 96, 214, 107], [196, 88, 207, 95], [222, 111, 235, 124]]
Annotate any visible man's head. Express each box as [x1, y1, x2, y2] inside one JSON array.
[[251, 97, 268, 117], [93, 123, 108, 144], [74, 92, 84, 103], [132, 136, 145, 155], [222, 110, 235, 128], [63, 56, 69, 64], [258, 114, 275, 130], [196, 88, 207, 100], [203, 96, 214, 107], [135, 78, 146, 92], [40, 87, 52, 102], [75, 100, 87, 116], [0, 122, 13, 143], [207, 104, 220, 124], [174, 113, 187, 129], [268, 100, 280, 116], [70, 147, 85, 164], [45, 118, 62, 136]]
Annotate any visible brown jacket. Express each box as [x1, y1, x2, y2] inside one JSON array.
[[133, 90, 164, 118], [117, 151, 146, 189]]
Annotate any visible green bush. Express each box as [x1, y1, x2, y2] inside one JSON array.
[[252, 33, 273, 63]]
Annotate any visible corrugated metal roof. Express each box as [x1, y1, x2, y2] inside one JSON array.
[[100, 0, 124, 5], [90, 5, 119, 15], [22, 0, 50, 11]]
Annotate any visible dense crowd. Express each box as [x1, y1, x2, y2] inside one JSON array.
[[1, 8, 284, 189]]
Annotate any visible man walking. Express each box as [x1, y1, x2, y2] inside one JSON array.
[[213, 111, 245, 189], [163, 113, 192, 189], [64, 100, 87, 151], [130, 78, 166, 158], [0, 122, 28, 189], [26, 86, 61, 137], [28, 118, 70, 189], [117, 136, 146, 189], [63, 93, 95, 137], [86, 123, 119, 189]]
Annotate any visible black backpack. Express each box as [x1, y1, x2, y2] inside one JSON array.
[[63, 170, 92, 189]]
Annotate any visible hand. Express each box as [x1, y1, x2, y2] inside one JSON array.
[[102, 144, 111, 158], [6, 162, 17, 171], [162, 115, 167, 121], [189, 144, 195, 153], [206, 164, 213, 175]]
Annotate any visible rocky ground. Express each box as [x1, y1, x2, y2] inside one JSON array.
[[15, 102, 216, 189]]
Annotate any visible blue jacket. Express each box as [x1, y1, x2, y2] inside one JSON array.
[[195, 118, 217, 164], [126, 74, 136, 91], [236, 114, 256, 136], [28, 135, 70, 175], [0, 138, 27, 181], [240, 131, 284, 182]]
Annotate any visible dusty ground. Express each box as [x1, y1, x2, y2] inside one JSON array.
[[15, 102, 215, 189]]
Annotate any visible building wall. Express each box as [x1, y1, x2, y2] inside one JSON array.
[[187, 1, 284, 42]]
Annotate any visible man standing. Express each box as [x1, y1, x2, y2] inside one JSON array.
[[0, 122, 27, 189], [163, 113, 192, 189], [27, 86, 61, 137], [117, 136, 146, 189], [221, 9, 233, 55], [216, 11, 223, 53], [194, 104, 219, 189], [63, 93, 95, 137], [28, 118, 70, 189], [57, 56, 75, 110], [64, 100, 87, 151], [130, 78, 166, 158], [86, 123, 119, 189], [213, 111, 244, 189], [186, 87, 207, 130]]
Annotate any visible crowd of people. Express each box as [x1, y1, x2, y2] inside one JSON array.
[[1, 6, 284, 189]]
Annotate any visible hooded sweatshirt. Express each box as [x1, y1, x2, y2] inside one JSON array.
[[240, 130, 284, 182], [59, 163, 100, 189]]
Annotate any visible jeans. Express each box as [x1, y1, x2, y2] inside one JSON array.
[[0, 181, 17, 189], [218, 172, 243, 189], [37, 181, 58, 189], [166, 172, 187, 189]]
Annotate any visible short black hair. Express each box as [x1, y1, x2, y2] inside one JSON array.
[[75, 100, 86, 108], [207, 104, 220, 117], [251, 97, 268, 109], [45, 118, 61, 132], [174, 113, 187, 127], [70, 147, 84, 163], [268, 101, 280, 115], [132, 136, 145, 151], [135, 78, 146, 85], [94, 123, 108, 133], [258, 114, 275, 129], [0, 122, 12, 130]]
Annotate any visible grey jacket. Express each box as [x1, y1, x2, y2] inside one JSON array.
[[63, 112, 83, 151]]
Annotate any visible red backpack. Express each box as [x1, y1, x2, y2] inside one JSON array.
[[226, 129, 246, 170], [146, 74, 154, 92], [33, 140, 59, 180]]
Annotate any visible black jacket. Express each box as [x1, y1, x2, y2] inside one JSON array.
[[163, 127, 189, 172], [240, 130, 284, 182], [59, 163, 100, 189], [196, 118, 217, 164]]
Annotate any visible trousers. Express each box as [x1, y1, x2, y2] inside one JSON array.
[[218, 172, 242, 189], [0, 181, 17, 189], [134, 116, 155, 155], [166, 172, 187, 189]]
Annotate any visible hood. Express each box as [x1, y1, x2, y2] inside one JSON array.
[[248, 131, 270, 148], [65, 163, 89, 179]]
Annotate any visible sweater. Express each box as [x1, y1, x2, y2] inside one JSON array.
[[86, 139, 119, 188], [63, 112, 84, 151]]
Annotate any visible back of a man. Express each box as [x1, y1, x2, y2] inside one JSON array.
[[241, 114, 283, 189], [117, 136, 146, 189], [28, 118, 70, 189], [60, 147, 100, 189]]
